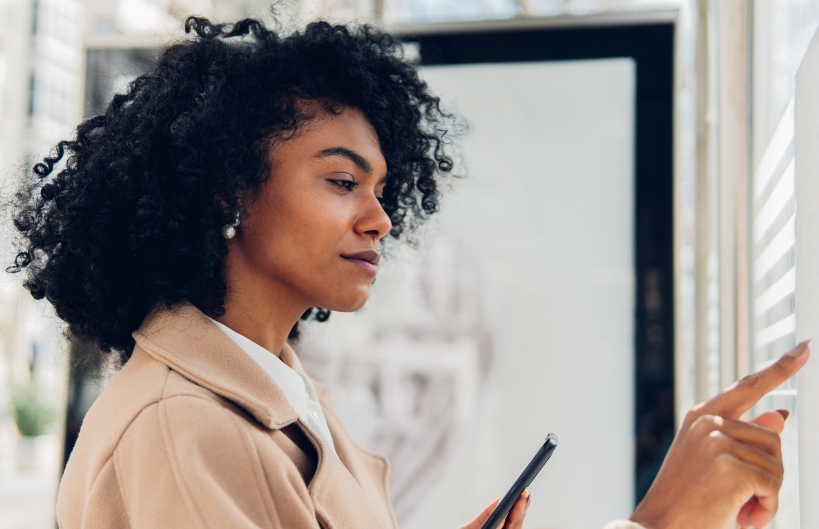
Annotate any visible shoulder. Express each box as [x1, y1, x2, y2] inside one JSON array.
[[62, 347, 238, 491], [119, 386, 259, 460], [63, 348, 170, 479], [61, 394, 285, 529], [105, 346, 268, 462], [111, 386, 312, 529], [109, 357, 306, 489], [114, 392, 263, 493], [60, 349, 304, 528]]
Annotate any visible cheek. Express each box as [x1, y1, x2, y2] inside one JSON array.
[[283, 194, 349, 259], [250, 190, 349, 277], [239, 183, 372, 310]]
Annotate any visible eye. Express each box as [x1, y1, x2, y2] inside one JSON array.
[[329, 178, 357, 191]]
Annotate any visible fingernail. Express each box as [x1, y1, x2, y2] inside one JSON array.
[[525, 494, 531, 512], [522, 489, 529, 498], [777, 409, 790, 420], [786, 340, 810, 358]]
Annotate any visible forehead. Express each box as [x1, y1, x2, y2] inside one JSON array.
[[273, 105, 387, 174]]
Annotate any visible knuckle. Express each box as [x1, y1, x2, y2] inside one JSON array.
[[758, 428, 783, 457], [683, 404, 706, 425], [773, 356, 793, 374], [775, 461, 785, 480], [770, 432, 783, 453], [739, 373, 760, 389], [691, 414, 719, 434], [739, 373, 767, 400], [706, 432, 727, 456], [767, 362, 791, 385]]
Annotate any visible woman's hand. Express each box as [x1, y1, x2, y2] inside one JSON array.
[[460, 490, 530, 529], [630, 340, 810, 529]]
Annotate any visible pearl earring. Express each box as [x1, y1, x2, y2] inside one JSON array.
[[221, 211, 241, 239]]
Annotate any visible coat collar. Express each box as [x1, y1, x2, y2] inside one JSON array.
[[133, 303, 399, 529], [132, 302, 299, 429]]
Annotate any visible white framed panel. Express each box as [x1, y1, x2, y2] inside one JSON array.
[[408, 58, 636, 529]]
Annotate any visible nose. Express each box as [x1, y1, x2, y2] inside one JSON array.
[[356, 194, 392, 240]]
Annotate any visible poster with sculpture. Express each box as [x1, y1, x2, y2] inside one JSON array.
[[294, 235, 496, 523]]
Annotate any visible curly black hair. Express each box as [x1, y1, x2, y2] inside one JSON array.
[[8, 17, 454, 362]]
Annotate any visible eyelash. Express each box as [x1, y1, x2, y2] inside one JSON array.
[[329, 178, 385, 203], [329, 179, 357, 191]]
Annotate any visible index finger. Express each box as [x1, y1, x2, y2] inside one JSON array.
[[704, 340, 810, 419]]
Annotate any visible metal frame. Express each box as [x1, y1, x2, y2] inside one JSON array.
[[83, 30, 182, 50], [76, 2, 719, 494], [401, 17, 677, 504], [389, 8, 678, 35]]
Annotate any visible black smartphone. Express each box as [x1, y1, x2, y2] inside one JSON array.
[[480, 433, 558, 529]]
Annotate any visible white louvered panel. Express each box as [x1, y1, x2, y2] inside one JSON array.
[[751, 97, 798, 529], [753, 97, 797, 356], [753, 106, 795, 317]]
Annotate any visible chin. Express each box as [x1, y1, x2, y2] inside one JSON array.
[[322, 286, 371, 313]]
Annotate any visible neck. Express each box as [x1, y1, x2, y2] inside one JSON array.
[[211, 255, 309, 359]]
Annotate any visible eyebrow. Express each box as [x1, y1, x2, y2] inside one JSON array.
[[314, 147, 373, 175]]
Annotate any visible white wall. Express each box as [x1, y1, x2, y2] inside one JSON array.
[[403, 59, 637, 529], [795, 23, 819, 529]]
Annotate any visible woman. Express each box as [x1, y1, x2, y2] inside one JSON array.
[[9, 17, 808, 529]]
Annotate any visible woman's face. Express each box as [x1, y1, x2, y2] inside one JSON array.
[[225, 105, 391, 314]]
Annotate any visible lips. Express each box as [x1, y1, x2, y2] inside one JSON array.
[[341, 249, 380, 274]]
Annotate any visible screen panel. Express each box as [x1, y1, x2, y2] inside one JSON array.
[[409, 57, 637, 529]]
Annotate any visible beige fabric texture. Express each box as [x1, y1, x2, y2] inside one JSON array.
[[57, 303, 398, 529]]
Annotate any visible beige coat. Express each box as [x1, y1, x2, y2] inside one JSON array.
[[57, 303, 398, 529], [56, 302, 644, 529]]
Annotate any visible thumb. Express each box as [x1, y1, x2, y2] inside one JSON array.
[[749, 409, 788, 434], [737, 495, 758, 528], [459, 498, 501, 529]]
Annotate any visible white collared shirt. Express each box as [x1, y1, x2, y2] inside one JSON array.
[[208, 318, 337, 455]]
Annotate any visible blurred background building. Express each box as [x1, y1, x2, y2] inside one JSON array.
[[1, 0, 819, 528]]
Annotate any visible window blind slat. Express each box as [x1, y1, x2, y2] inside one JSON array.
[[755, 313, 796, 348], [755, 216, 796, 281], [755, 267, 795, 316], [755, 159, 794, 242], [753, 100, 794, 201]]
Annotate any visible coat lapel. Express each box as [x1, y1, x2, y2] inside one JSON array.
[[308, 406, 399, 529], [133, 302, 299, 429], [132, 303, 398, 529]]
